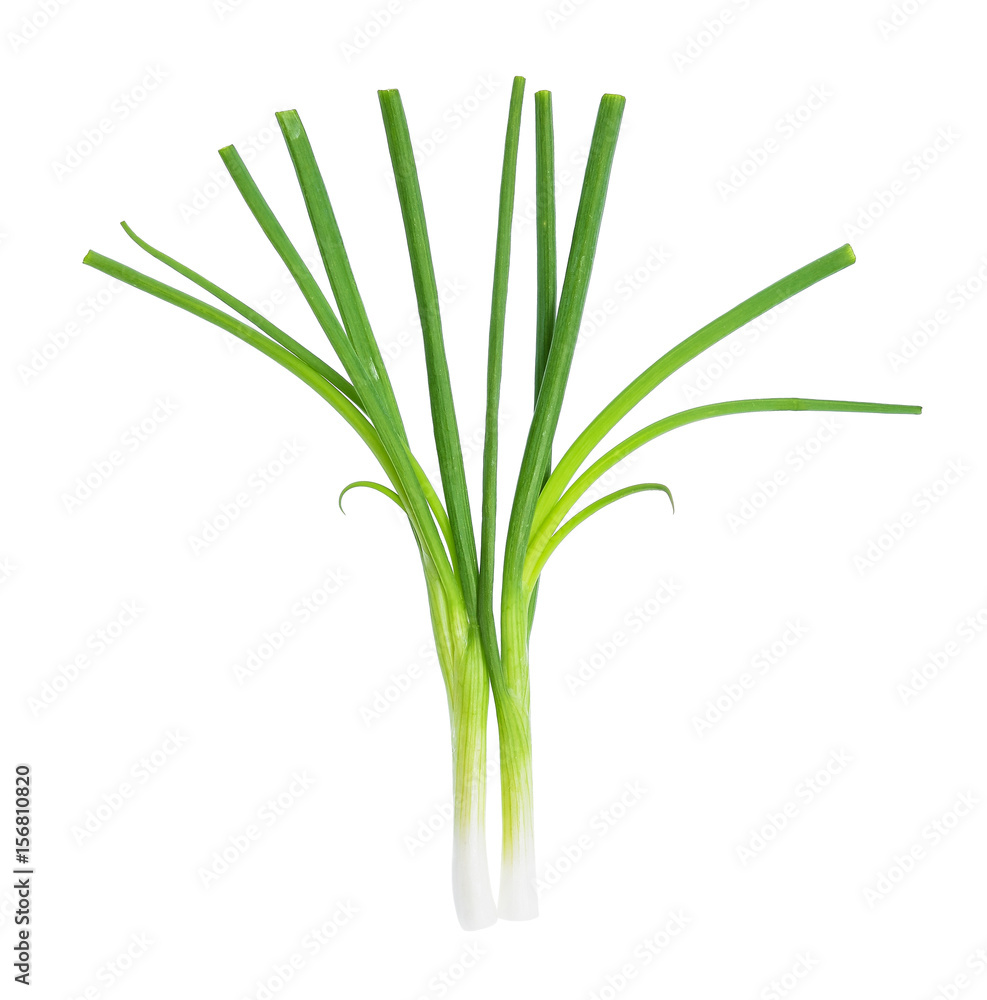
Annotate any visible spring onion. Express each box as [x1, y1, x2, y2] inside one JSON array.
[[83, 77, 921, 929]]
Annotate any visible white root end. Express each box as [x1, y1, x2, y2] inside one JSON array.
[[452, 822, 498, 930], [497, 831, 538, 920]]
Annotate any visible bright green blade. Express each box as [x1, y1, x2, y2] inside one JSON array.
[[119, 221, 363, 411], [378, 87, 480, 615], [502, 93, 625, 610], [221, 142, 454, 584], [526, 89, 559, 639], [339, 480, 404, 513], [409, 454, 457, 566], [527, 396, 923, 565], [478, 75, 525, 683], [525, 483, 673, 588], [218, 144, 360, 377], [534, 90, 557, 405], [82, 250, 395, 477], [84, 247, 456, 592], [533, 244, 858, 532], [275, 109, 405, 436]]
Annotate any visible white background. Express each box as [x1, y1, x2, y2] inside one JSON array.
[[3, 0, 986, 997]]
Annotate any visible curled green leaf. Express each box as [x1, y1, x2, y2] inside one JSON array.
[[524, 483, 674, 589], [338, 480, 405, 514]]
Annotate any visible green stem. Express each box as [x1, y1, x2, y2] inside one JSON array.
[[529, 245, 858, 538], [378, 89, 480, 618], [502, 93, 625, 690], [479, 76, 525, 689], [495, 590, 537, 920], [426, 587, 497, 930]]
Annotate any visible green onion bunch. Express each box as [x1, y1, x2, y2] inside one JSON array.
[[85, 76, 920, 928]]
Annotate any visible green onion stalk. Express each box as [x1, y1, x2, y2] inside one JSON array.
[[83, 77, 920, 928]]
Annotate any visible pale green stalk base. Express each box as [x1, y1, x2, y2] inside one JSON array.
[[495, 693, 537, 919], [495, 593, 538, 920], [447, 637, 497, 930], [430, 589, 497, 930]]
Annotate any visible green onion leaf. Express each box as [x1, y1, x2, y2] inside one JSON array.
[[477, 76, 526, 685], [378, 88, 481, 617], [532, 244, 858, 534], [275, 109, 406, 437], [221, 140, 456, 590], [502, 92, 625, 659], [527, 396, 922, 570], [339, 480, 405, 513], [85, 84, 925, 932], [82, 250, 394, 477], [119, 221, 362, 410], [524, 482, 674, 588], [534, 90, 557, 405]]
